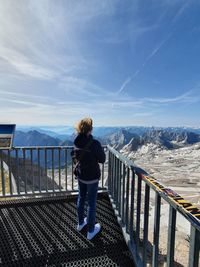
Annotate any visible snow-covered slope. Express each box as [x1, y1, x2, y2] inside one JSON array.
[[121, 142, 200, 208]]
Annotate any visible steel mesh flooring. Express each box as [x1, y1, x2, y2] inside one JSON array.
[[0, 193, 135, 267]]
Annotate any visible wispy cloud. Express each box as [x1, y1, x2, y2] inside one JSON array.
[[143, 90, 200, 105], [59, 76, 111, 99], [99, 24, 158, 44], [116, 89, 200, 110], [0, 0, 199, 126], [0, 89, 52, 101], [0, 1, 116, 80]]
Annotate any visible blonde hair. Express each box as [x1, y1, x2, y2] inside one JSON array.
[[75, 117, 93, 134]]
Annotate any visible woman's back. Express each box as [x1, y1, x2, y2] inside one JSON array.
[[73, 133, 105, 181]]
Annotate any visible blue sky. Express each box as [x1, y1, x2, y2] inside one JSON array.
[[0, 0, 200, 127]]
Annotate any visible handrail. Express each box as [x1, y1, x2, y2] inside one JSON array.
[[13, 146, 74, 149], [107, 145, 200, 267], [0, 144, 199, 266], [0, 146, 107, 198], [107, 145, 200, 230]]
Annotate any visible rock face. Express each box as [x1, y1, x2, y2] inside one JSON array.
[[104, 129, 140, 150], [121, 136, 142, 152], [105, 129, 200, 152]]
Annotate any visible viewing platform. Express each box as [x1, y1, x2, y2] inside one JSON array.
[[0, 145, 199, 267], [0, 193, 133, 266]]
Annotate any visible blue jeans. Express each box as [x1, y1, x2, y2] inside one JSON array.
[[77, 180, 99, 233]]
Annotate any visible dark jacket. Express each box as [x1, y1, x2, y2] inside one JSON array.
[[72, 134, 106, 181]]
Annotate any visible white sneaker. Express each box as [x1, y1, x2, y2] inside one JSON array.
[[87, 223, 101, 240], [77, 217, 87, 231]]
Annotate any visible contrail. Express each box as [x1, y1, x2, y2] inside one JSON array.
[[118, 70, 140, 94], [118, 2, 189, 95], [117, 32, 172, 94]]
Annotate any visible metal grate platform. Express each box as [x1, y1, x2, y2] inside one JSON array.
[[0, 193, 135, 267]]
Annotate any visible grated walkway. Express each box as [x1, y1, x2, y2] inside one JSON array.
[[0, 193, 135, 267]]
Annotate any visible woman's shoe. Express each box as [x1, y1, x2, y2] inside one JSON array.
[[77, 217, 87, 231], [87, 223, 101, 240]]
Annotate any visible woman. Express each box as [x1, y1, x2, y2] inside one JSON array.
[[72, 118, 106, 240]]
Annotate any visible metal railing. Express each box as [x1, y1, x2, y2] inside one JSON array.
[[0, 144, 199, 266], [0, 146, 107, 198], [107, 145, 200, 267]]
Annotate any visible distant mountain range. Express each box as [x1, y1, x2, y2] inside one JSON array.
[[14, 127, 200, 151], [13, 130, 73, 168], [103, 129, 200, 151], [16, 125, 200, 139], [11, 127, 200, 169], [14, 130, 73, 147]]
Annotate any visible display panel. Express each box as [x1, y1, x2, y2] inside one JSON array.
[[0, 124, 16, 149]]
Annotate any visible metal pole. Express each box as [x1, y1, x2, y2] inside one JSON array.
[[65, 148, 68, 191], [52, 149, 55, 192], [152, 193, 161, 267], [136, 175, 142, 255], [143, 184, 150, 267], [23, 148, 27, 194], [167, 206, 177, 267], [15, 149, 20, 195], [58, 148, 61, 191], [129, 168, 135, 244], [45, 148, 48, 192], [188, 225, 200, 267], [122, 163, 126, 225], [0, 150, 5, 196], [37, 148, 41, 193], [8, 150, 12, 195], [125, 167, 130, 233]]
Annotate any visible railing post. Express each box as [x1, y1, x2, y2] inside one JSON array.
[[112, 154, 115, 200], [143, 184, 150, 267], [58, 148, 61, 191], [8, 150, 12, 195], [44, 148, 48, 192], [108, 151, 113, 195], [109, 151, 112, 194], [116, 158, 119, 209], [167, 206, 177, 267], [152, 193, 161, 267], [52, 148, 55, 192], [118, 161, 122, 217], [0, 150, 5, 196], [188, 225, 200, 267], [71, 149, 74, 190], [65, 148, 68, 191], [129, 168, 135, 244], [114, 155, 117, 204], [136, 174, 142, 255], [108, 151, 111, 192], [125, 167, 130, 233], [101, 161, 104, 188], [22, 148, 27, 194], [15, 148, 20, 195], [122, 163, 126, 225], [37, 148, 41, 193]]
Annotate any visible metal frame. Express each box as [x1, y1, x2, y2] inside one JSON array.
[[107, 145, 200, 267], [0, 144, 199, 267], [0, 146, 107, 198]]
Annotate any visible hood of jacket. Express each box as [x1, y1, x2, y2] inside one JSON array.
[[74, 133, 93, 148]]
